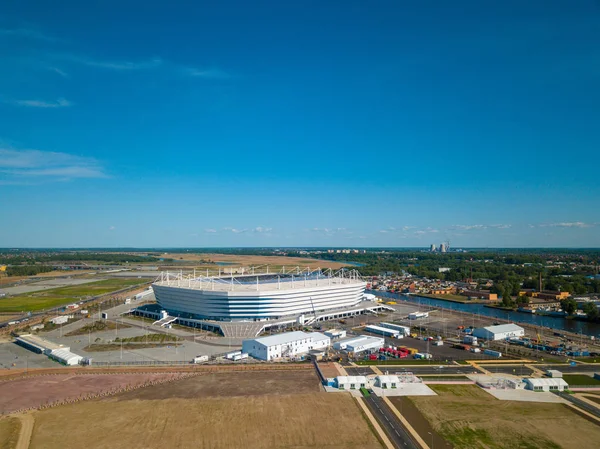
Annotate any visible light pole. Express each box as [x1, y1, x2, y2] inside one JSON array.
[[428, 431, 434, 449]]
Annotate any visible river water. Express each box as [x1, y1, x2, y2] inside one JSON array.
[[368, 290, 600, 337]]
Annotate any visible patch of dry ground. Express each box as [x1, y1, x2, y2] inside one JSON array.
[[161, 253, 349, 269], [112, 369, 320, 400], [30, 394, 381, 449], [0, 416, 21, 449], [410, 384, 600, 449], [0, 373, 186, 414]]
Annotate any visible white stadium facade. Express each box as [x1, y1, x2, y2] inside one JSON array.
[[133, 267, 393, 337], [152, 268, 366, 321]]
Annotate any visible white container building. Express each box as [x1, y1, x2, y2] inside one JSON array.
[[335, 376, 368, 390], [524, 378, 568, 392], [379, 322, 411, 336], [333, 336, 384, 353], [408, 311, 429, 320], [473, 324, 525, 341], [242, 331, 330, 361], [374, 375, 400, 389], [324, 329, 347, 340], [364, 325, 401, 338]]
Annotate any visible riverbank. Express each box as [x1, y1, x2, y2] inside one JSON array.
[[411, 294, 487, 304]]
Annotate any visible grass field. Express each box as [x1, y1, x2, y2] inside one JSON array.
[[0, 278, 148, 313], [409, 384, 600, 449], [0, 417, 21, 449], [29, 393, 382, 449], [115, 333, 181, 343], [562, 374, 600, 386]]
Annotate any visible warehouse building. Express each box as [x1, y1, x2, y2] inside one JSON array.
[[333, 335, 384, 353], [364, 325, 401, 338], [524, 378, 568, 392], [15, 334, 83, 366], [335, 376, 368, 390], [379, 322, 411, 336], [473, 324, 525, 341], [242, 331, 330, 361]]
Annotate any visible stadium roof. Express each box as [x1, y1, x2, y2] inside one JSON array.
[[154, 270, 365, 293]]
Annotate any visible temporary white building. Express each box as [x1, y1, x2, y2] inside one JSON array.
[[473, 324, 525, 341], [374, 375, 401, 389], [242, 331, 330, 361], [48, 349, 84, 366], [333, 336, 384, 353], [335, 376, 368, 390], [524, 378, 568, 392]]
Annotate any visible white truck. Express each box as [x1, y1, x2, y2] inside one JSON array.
[[193, 355, 209, 364]]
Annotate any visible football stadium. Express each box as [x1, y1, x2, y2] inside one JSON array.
[[151, 268, 366, 321]]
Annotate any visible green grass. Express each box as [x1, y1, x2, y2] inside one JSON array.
[[562, 374, 600, 386], [115, 333, 181, 343], [0, 278, 148, 313], [420, 375, 469, 381]]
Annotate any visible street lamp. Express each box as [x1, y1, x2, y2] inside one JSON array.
[[428, 431, 434, 449]]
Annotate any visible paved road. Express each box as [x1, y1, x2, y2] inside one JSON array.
[[481, 365, 535, 376], [364, 393, 418, 449], [540, 364, 600, 373], [377, 365, 483, 375], [555, 392, 600, 418], [345, 367, 375, 376]]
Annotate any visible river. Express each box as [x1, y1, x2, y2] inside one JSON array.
[[368, 290, 600, 337]]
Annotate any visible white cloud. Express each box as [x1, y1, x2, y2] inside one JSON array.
[[224, 227, 247, 234], [0, 147, 108, 181], [11, 98, 72, 108], [539, 222, 593, 228], [204, 229, 217, 233], [253, 226, 273, 233], [489, 224, 512, 229], [109, 226, 116, 231], [54, 53, 163, 71], [451, 224, 487, 231], [50, 67, 68, 77], [379, 230, 389, 233]]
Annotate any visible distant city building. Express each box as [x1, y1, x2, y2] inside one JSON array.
[[440, 243, 447, 253], [438, 267, 451, 273], [430, 244, 436, 252]]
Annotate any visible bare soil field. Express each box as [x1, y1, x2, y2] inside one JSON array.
[[30, 393, 381, 449], [0, 416, 21, 449], [161, 252, 348, 269], [410, 384, 600, 449], [112, 369, 321, 400], [317, 362, 340, 378], [0, 373, 186, 414]]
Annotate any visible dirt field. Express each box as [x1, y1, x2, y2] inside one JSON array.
[[0, 417, 21, 449], [317, 362, 340, 378], [410, 384, 600, 449], [30, 393, 381, 449], [0, 373, 187, 413], [112, 369, 321, 400], [161, 253, 348, 269]]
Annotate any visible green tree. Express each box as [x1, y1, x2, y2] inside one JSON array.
[[583, 302, 599, 321], [560, 298, 577, 315]]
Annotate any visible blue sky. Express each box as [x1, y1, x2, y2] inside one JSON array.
[[1, 1, 599, 248]]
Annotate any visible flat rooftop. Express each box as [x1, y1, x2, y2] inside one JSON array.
[[16, 334, 66, 352]]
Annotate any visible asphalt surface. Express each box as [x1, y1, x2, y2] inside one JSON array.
[[540, 364, 600, 373], [376, 365, 483, 375], [481, 365, 535, 376], [364, 393, 418, 449], [555, 392, 600, 418], [345, 367, 376, 376]]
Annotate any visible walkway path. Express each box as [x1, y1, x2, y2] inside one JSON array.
[[15, 413, 34, 449]]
